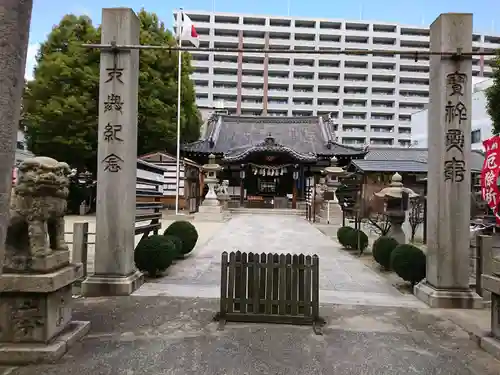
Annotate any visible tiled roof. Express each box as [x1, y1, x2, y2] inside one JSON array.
[[364, 147, 428, 163], [351, 159, 428, 173], [354, 147, 484, 173], [182, 114, 366, 158]]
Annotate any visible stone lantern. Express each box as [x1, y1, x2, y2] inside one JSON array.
[[316, 156, 348, 223], [323, 156, 348, 203], [374, 172, 418, 244], [195, 154, 225, 221]]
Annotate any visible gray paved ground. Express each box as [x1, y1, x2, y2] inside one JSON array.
[[3, 297, 500, 375], [135, 215, 426, 308]]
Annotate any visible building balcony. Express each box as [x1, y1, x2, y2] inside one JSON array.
[[241, 87, 264, 96], [267, 102, 290, 110], [241, 75, 265, 83], [241, 100, 264, 110], [212, 61, 239, 70], [268, 76, 291, 84], [292, 91, 315, 99]]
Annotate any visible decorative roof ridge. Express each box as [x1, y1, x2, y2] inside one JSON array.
[[319, 113, 339, 147], [223, 133, 317, 162], [210, 115, 223, 147], [318, 116, 329, 144], [200, 112, 217, 140], [331, 141, 366, 152]]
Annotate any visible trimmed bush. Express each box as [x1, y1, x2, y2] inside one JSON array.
[[337, 226, 355, 247], [390, 244, 426, 286], [164, 235, 183, 258], [372, 236, 399, 270], [163, 220, 198, 255], [134, 235, 178, 277], [346, 229, 369, 252], [164, 234, 183, 253]]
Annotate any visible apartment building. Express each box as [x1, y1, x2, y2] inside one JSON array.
[[411, 78, 494, 151], [174, 10, 500, 147]]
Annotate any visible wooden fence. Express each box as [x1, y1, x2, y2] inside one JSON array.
[[216, 251, 324, 334], [473, 234, 500, 301]]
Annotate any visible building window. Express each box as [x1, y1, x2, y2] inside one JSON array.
[[471, 129, 481, 144]]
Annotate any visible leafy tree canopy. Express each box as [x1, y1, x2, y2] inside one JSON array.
[[24, 9, 201, 173], [486, 52, 500, 135]]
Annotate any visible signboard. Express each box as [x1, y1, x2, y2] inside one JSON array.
[[323, 191, 334, 201], [480, 136, 500, 223]]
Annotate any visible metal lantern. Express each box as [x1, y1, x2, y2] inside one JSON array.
[[293, 170, 299, 180]]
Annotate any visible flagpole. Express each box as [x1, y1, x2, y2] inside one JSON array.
[[175, 9, 183, 215]]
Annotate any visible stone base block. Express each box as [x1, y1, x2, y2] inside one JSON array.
[[194, 212, 227, 222], [0, 263, 83, 293], [0, 285, 74, 344], [480, 337, 500, 361], [414, 281, 485, 309], [81, 270, 143, 297], [195, 204, 227, 222], [198, 204, 223, 213], [0, 320, 90, 365], [3, 250, 70, 274], [201, 198, 219, 206]]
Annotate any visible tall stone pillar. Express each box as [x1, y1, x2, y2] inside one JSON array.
[[0, 0, 33, 272], [82, 8, 143, 296], [414, 13, 482, 308]]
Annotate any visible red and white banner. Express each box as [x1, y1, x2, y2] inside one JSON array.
[[481, 136, 500, 223]]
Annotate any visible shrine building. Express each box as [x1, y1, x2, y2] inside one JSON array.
[[182, 114, 367, 209]]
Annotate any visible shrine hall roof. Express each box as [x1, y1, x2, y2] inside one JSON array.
[[182, 114, 367, 160], [350, 147, 485, 173]]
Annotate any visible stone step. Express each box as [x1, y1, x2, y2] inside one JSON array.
[[229, 208, 306, 216]]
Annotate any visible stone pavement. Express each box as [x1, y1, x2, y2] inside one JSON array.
[[134, 215, 426, 308], [2, 297, 500, 375]]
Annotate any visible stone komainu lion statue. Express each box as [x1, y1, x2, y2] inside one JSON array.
[[6, 156, 72, 257]]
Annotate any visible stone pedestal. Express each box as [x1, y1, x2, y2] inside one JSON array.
[[218, 194, 230, 210], [0, 254, 90, 364], [386, 212, 406, 244], [195, 204, 226, 221], [82, 8, 143, 297], [196, 184, 226, 221], [414, 13, 482, 308]]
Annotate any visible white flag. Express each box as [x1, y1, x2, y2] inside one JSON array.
[[178, 12, 200, 48]]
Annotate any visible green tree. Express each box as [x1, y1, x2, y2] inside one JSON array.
[[486, 52, 500, 135], [24, 10, 201, 173]]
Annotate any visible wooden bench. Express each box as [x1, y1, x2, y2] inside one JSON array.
[[215, 251, 324, 334], [135, 177, 163, 240]]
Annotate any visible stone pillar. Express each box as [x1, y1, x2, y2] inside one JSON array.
[[82, 8, 143, 296], [0, 0, 33, 272], [414, 13, 482, 308]]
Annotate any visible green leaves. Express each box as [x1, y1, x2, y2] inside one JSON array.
[[24, 9, 201, 173], [486, 51, 500, 135]]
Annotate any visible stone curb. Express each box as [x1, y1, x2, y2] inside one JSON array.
[[444, 312, 500, 361]]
